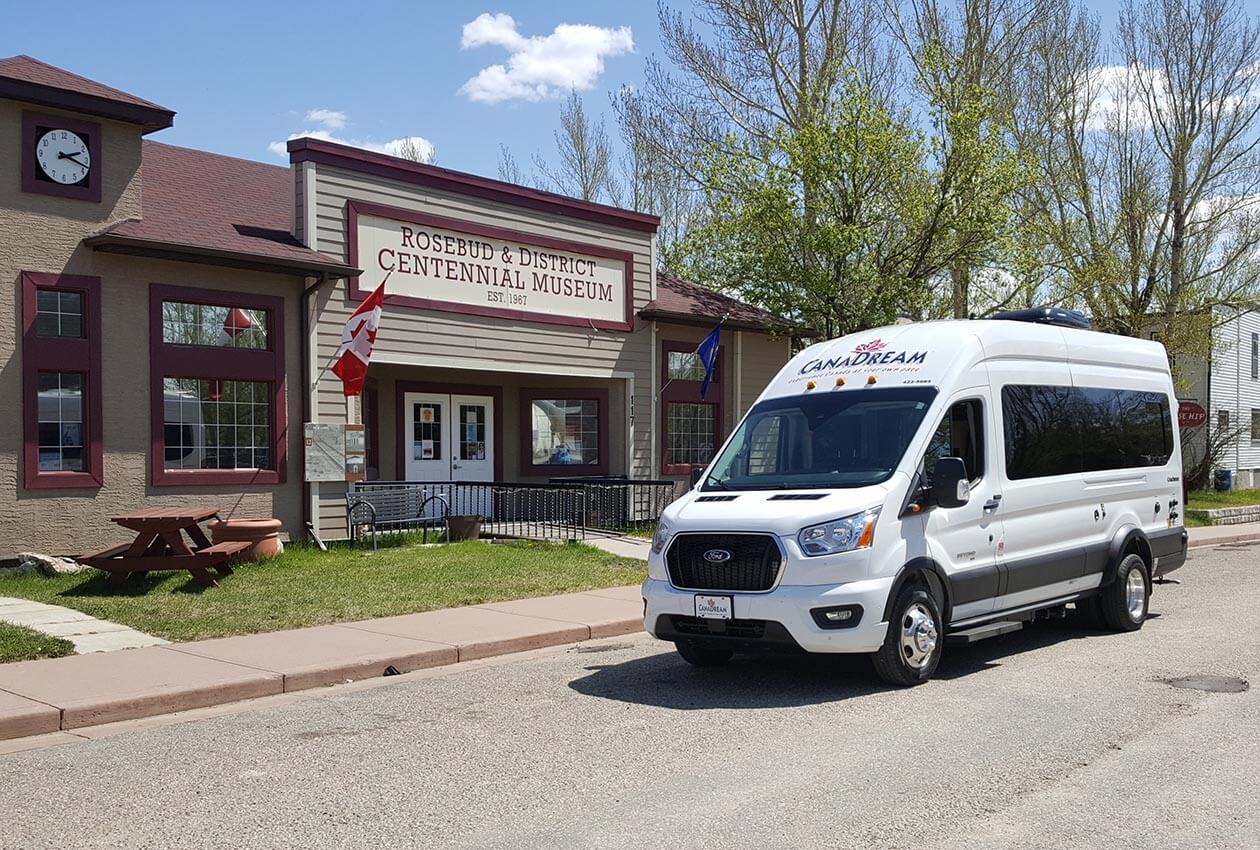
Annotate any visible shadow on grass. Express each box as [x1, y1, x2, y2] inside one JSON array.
[[569, 616, 1110, 709], [53, 570, 215, 598]]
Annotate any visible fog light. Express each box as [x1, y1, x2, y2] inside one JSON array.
[[811, 604, 863, 629]]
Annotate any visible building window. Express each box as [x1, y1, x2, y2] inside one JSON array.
[[666, 402, 718, 467], [1252, 409, 1260, 444], [161, 300, 268, 349], [1251, 333, 1258, 380], [149, 284, 286, 486], [36, 290, 83, 338], [519, 389, 609, 475], [162, 378, 272, 470], [667, 350, 708, 382], [22, 272, 103, 489], [1219, 410, 1231, 431], [661, 340, 724, 475]]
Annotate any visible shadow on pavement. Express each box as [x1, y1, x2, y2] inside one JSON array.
[[570, 617, 1105, 709]]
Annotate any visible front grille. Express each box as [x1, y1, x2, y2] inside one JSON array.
[[666, 533, 782, 592], [669, 616, 768, 639]]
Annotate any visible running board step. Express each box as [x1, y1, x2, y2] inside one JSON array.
[[946, 620, 1023, 645]]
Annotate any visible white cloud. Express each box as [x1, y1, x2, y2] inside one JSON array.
[[304, 108, 347, 130], [268, 111, 435, 162], [459, 12, 634, 104], [1083, 64, 1163, 132]]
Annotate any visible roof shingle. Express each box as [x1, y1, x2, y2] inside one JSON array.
[[0, 55, 174, 131], [86, 142, 354, 277], [643, 273, 783, 332]]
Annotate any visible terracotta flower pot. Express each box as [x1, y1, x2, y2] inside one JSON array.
[[208, 518, 284, 560], [446, 515, 482, 541]]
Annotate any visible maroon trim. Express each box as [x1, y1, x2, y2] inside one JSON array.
[[148, 284, 288, 487], [518, 387, 611, 477], [290, 137, 659, 234], [0, 79, 173, 133], [346, 200, 636, 333], [394, 381, 504, 481], [660, 340, 725, 476], [364, 381, 380, 479], [21, 111, 103, 203], [21, 272, 104, 489]]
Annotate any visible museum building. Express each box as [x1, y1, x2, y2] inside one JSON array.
[[0, 55, 791, 557]]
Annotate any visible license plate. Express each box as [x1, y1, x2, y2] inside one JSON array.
[[695, 594, 733, 619]]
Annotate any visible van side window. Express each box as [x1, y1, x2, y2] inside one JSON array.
[[924, 400, 984, 483], [1002, 385, 1173, 479]]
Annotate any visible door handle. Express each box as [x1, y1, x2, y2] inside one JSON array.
[[983, 495, 1002, 510]]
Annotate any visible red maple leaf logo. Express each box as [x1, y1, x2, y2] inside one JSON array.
[[853, 339, 888, 353]]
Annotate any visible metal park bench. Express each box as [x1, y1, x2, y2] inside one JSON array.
[[346, 488, 450, 549]]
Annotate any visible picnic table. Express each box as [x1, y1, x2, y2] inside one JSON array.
[[78, 506, 250, 588]]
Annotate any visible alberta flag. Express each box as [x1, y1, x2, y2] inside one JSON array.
[[331, 282, 386, 397], [696, 323, 721, 399]]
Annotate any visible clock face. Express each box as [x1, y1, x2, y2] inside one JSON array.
[[35, 129, 91, 185]]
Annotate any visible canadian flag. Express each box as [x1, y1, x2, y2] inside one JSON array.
[[331, 282, 386, 397]]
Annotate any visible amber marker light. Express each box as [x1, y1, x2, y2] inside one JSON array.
[[806, 380, 816, 390], [835, 377, 846, 387], [866, 375, 878, 385], [856, 516, 878, 548]]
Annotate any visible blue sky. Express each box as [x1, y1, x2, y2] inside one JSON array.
[[2, 1, 1127, 180], [2, 1, 665, 177]]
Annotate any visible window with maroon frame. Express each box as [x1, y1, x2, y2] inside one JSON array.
[[149, 284, 287, 486], [22, 272, 103, 489], [661, 340, 724, 475], [519, 388, 609, 476]]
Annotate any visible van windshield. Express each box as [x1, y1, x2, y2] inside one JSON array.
[[704, 387, 938, 491]]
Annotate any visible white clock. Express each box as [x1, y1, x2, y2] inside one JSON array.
[[35, 129, 91, 185]]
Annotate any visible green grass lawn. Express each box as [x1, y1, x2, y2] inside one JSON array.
[[1186, 489, 1260, 509], [0, 622, 75, 664], [0, 540, 645, 644]]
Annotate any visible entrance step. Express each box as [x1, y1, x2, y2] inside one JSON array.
[[946, 620, 1023, 646]]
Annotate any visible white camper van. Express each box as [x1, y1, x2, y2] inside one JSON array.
[[643, 310, 1188, 686]]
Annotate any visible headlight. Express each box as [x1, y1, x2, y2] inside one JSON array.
[[651, 519, 673, 555], [797, 509, 880, 557]]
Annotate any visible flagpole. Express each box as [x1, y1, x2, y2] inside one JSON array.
[[314, 270, 392, 387]]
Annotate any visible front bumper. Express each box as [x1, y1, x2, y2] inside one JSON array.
[[642, 576, 894, 654]]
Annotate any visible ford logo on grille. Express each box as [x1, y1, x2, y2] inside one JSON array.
[[703, 548, 733, 564]]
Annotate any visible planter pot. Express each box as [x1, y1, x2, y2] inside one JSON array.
[[446, 515, 482, 542], [208, 518, 284, 560]]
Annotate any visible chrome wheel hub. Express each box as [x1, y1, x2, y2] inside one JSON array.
[[900, 603, 938, 669], [1126, 569, 1147, 620]]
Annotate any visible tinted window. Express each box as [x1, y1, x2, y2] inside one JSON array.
[[704, 387, 937, 490], [923, 400, 984, 483], [1002, 385, 1172, 479]]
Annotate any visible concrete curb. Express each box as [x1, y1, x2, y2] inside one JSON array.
[[0, 586, 644, 743]]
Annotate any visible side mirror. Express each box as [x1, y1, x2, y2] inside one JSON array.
[[932, 457, 970, 508], [690, 466, 705, 488]]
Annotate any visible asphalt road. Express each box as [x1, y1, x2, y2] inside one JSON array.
[[1, 544, 1256, 850]]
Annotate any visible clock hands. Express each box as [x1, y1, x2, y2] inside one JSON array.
[[58, 151, 89, 169]]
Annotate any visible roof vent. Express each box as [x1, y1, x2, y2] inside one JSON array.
[[989, 307, 1091, 330]]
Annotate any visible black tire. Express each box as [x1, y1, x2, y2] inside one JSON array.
[[1100, 553, 1150, 632], [871, 585, 943, 687], [674, 640, 734, 667]]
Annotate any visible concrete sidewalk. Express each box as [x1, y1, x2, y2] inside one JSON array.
[[0, 584, 644, 742], [1187, 521, 1260, 548]]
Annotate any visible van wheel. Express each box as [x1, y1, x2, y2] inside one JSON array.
[[872, 586, 943, 687], [674, 640, 734, 667], [1100, 554, 1150, 632]]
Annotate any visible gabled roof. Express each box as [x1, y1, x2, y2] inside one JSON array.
[[0, 55, 174, 132], [84, 141, 356, 278], [643, 273, 785, 332]]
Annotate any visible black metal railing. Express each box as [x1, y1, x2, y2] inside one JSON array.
[[346, 478, 680, 544]]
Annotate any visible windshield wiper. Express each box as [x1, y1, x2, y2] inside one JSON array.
[[706, 476, 730, 490]]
